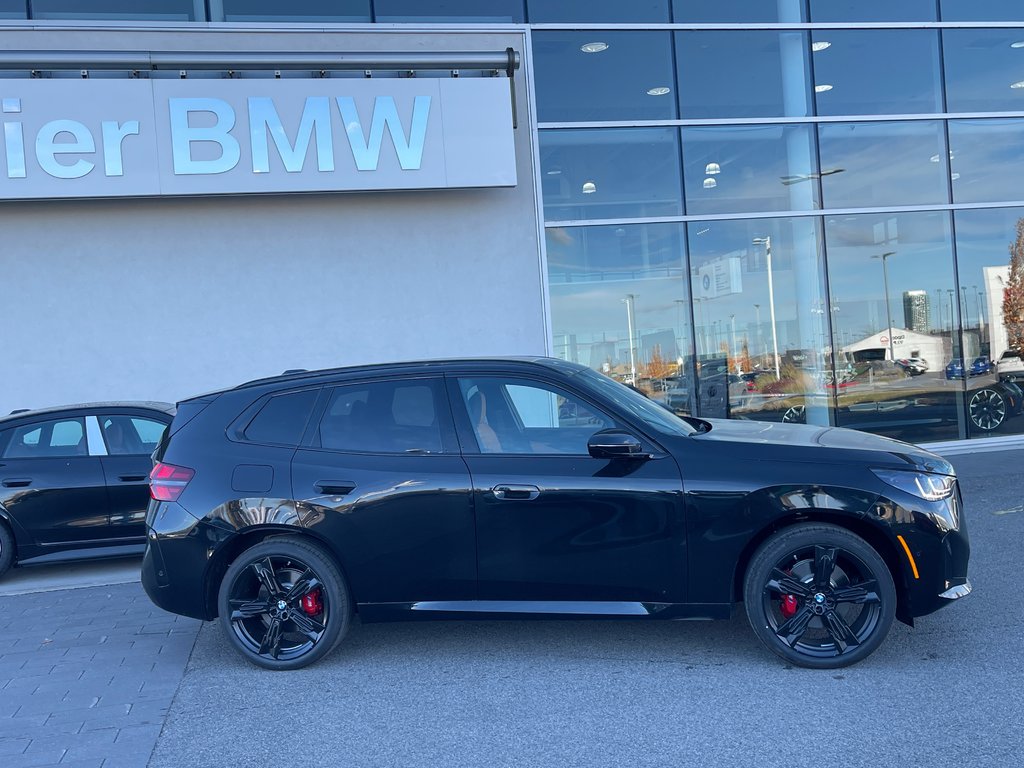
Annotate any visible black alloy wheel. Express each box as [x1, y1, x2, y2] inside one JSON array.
[[743, 523, 896, 669], [217, 537, 351, 670], [0, 522, 13, 579], [782, 404, 807, 424], [969, 388, 1006, 431]]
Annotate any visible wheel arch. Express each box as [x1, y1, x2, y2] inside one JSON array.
[[730, 511, 913, 625], [201, 524, 355, 620]]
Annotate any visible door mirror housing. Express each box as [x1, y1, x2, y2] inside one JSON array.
[[588, 429, 647, 460]]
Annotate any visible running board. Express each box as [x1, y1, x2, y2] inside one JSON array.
[[356, 600, 732, 622], [410, 600, 668, 615]]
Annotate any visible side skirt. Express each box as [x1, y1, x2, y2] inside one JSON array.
[[357, 600, 732, 623]]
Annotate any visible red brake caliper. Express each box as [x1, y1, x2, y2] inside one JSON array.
[[301, 588, 323, 616], [780, 594, 799, 619], [779, 569, 799, 619]]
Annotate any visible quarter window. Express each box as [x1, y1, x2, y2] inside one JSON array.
[[317, 380, 444, 454], [244, 390, 319, 447], [2, 417, 86, 458]]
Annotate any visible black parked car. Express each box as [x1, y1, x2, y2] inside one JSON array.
[[0, 403, 174, 578], [142, 359, 970, 671]]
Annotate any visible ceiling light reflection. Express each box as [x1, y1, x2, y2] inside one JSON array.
[[581, 181, 597, 194], [646, 87, 671, 96], [815, 84, 833, 93], [705, 162, 721, 175], [812, 41, 832, 52], [580, 42, 609, 54], [703, 177, 717, 189]]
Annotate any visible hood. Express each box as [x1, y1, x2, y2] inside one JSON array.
[[688, 419, 954, 475]]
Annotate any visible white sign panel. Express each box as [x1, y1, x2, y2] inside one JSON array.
[[0, 78, 516, 201]]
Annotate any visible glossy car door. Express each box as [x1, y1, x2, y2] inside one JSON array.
[[0, 416, 111, 545], [97, 413, 168, 540], [448, 375, 686, 604], [290, 377, 476, 603]]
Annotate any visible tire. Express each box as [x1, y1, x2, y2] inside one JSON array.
[[968, 388, 1007, 432], [217, 536, 351, 671], [0, 521, 14, 579], [743, 523, 896, 669]]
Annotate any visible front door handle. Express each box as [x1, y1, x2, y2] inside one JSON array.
[[118, 475, 147, 482], [2, 478, 31, 488], [492, 484, 541, 501], [315, 481, 356, 496]]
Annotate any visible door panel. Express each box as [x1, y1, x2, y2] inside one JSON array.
[[291, 376, 475, 604], [1, 457, 110, 545], [465, 454, 686, 602], [448, 374, 687, 603], [99, 455, 152, 540]]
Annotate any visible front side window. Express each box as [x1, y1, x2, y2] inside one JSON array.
[[317, 380, 444, 454], [2, 417, 86, 458], [458, 377, 616, 455]]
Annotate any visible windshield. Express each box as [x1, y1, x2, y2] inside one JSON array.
[[576, 369, 697, 437]]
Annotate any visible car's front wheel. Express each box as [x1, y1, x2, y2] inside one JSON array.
[[743, 523, 896, 669], [217, 536, 351, 670]]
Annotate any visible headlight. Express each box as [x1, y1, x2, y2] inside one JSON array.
[[872, 469, 955, 501]]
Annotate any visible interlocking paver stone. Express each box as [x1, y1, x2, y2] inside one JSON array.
[[0, 582, 200, 768]]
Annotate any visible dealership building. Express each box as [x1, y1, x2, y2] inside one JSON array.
[[4, 1, 1024, 448]]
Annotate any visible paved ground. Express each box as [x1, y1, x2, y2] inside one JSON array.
[[0, 559, 144, 598], [0, 584, 200, 767], [2, 448, 1022, 767]]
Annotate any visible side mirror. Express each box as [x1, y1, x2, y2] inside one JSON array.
[[588, 429, 646, 460]]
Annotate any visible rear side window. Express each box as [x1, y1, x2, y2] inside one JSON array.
[[318, 380, 444, 454], [100, 415, 168, 455], [2, 417, 86, 458], [244, 390, 318, 446]]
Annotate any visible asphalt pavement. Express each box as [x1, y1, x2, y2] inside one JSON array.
[[2, 448, 1022, 767]]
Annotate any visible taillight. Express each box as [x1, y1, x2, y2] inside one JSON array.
[[150, 462, 195, 502]]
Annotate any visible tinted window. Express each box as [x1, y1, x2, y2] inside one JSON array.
[[940, 0, 1024, 21], [944, 30, 1024, 114], [540, 128, 683, 221], [245, 390, 318, 446], [528, 0, 669, 22], [31, 0, 197, 19], [533, 31, 677, 122], [222, 0, 369, 21], [0, 1, 25, 18], [374, 0, 523, 21], [809, 0, 936, 21], [100, 415, 167, 455], [671, 0, 805, 22], [949, 119, 1024, 204], [318, 380, 443, 453], [2, 417, 86, 458], [458, 377, 616, 454], [681, 124, 819, 216], [810, 31, 942, 116], [676, 31, 811, 119]]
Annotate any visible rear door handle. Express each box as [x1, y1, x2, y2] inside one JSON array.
[[315, 481, 356, 496], [492, 484, 541, 501], [2, 478, 31, 488], [118, 475, 147, 482]]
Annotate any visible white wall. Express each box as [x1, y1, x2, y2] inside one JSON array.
[[0, 26, 545, 413]]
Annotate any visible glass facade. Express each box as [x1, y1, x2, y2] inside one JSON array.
[[8, 1, 1024, 444]]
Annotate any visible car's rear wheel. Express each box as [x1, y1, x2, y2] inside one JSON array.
[[743, 523, 896, 669], [0, 522, 14, 579], [218, 537, 351, 670], [969, 388, 1007, 431]]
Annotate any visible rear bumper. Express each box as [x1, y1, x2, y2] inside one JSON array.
[[141, 501, 219, 621]]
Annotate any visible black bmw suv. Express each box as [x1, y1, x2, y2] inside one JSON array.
[[143, 358, 970, 670]]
